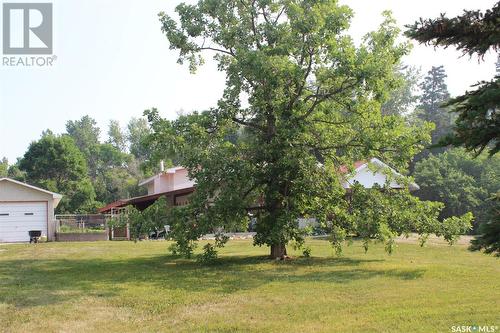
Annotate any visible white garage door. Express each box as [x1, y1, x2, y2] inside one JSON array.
[[0, 202, 47, 242]]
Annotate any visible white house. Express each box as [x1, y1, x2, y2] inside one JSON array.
[[340, 158, 419, 191], [0, 178, 62, 242]]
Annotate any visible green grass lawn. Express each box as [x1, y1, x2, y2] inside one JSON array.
[[0, 239, 498, 333]]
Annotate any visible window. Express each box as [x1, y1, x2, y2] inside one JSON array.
[[24, 213, 34, 216], [0, 213, 9, 216]]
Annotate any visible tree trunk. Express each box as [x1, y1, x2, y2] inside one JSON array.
[[270, 243, 287, 259]]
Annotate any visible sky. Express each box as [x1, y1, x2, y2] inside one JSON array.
[[0, 0, 498, 163]]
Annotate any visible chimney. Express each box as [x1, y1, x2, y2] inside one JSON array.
[[160, 160, 165, 172]]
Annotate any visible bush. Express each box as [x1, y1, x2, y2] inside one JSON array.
[[197, 243, 219, 264]]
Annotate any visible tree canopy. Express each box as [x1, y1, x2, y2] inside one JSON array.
[[413, 148, 500, 233], [19, 132, 97, 213], [149, 0, 471, 259], [6, 116, 153, 214]]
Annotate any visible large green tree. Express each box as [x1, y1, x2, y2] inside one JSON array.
[[149, 0, 471, 259], [416, 66, 452, 141], [66, 116, 147, 205], [127, 117, 152, 162], [66, 116, 101, 178], [107, 120, 127, 152], [19, 132, 97, 213], [410, 65, 453, 161]]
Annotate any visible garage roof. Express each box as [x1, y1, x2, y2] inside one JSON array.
[[0, 178, 63, 199]]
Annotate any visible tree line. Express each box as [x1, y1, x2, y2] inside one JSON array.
[[0, 116, 155, 213]]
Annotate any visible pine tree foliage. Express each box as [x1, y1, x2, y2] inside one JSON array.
[[415, 66, 453, 149], [405, 3, 500, 58], [406, 3, 500, 157]]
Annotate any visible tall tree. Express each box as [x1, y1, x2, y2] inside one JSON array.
[[381, 65, 420, 117], [150, 1, 470, 259], [127, 117, 151, 162], [66, 116, 101, 178], [414, 66, 453, 154], [406, 3, 500, 156], [19, 132, 97, 213], [93, 143, 145, 204], [107, 120, 127, 152]]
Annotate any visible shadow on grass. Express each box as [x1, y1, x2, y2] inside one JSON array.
[[0, 254, 424, 308]]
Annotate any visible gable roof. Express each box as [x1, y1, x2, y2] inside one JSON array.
[[338, 160, 367, 174], [98, 186, 195, 213], [341, 158, 419, 191], [0, 178, 63, 198]]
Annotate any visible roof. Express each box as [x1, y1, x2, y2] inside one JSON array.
[[339, 160, 367, 174], [97, 200, 128, 214], [341, 158, 420, 191], [138, 174, 157, 186], [0, 178, 63, 198], [98, 186, 195, 213]]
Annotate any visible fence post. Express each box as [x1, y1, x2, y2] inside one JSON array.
[[126, 223, 130, 240]]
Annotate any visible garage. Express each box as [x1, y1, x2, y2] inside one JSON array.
[[0, 178, 62, 243], [0, 202, 48, 242]]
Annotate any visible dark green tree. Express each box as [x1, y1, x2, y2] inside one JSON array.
[[405, 3, 499, 57], [406, 3, 500, 157], [19, 132, 97, 213], [470, 193, 500, 257], [150, 0, 471, 259]]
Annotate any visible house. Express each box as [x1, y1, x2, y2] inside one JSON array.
[[139, 166, 195, 195], [0, 178, 62, 242], [99, 158, 418, 214], [340, 158, 419, 191], [98, 166, 195, 213]]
